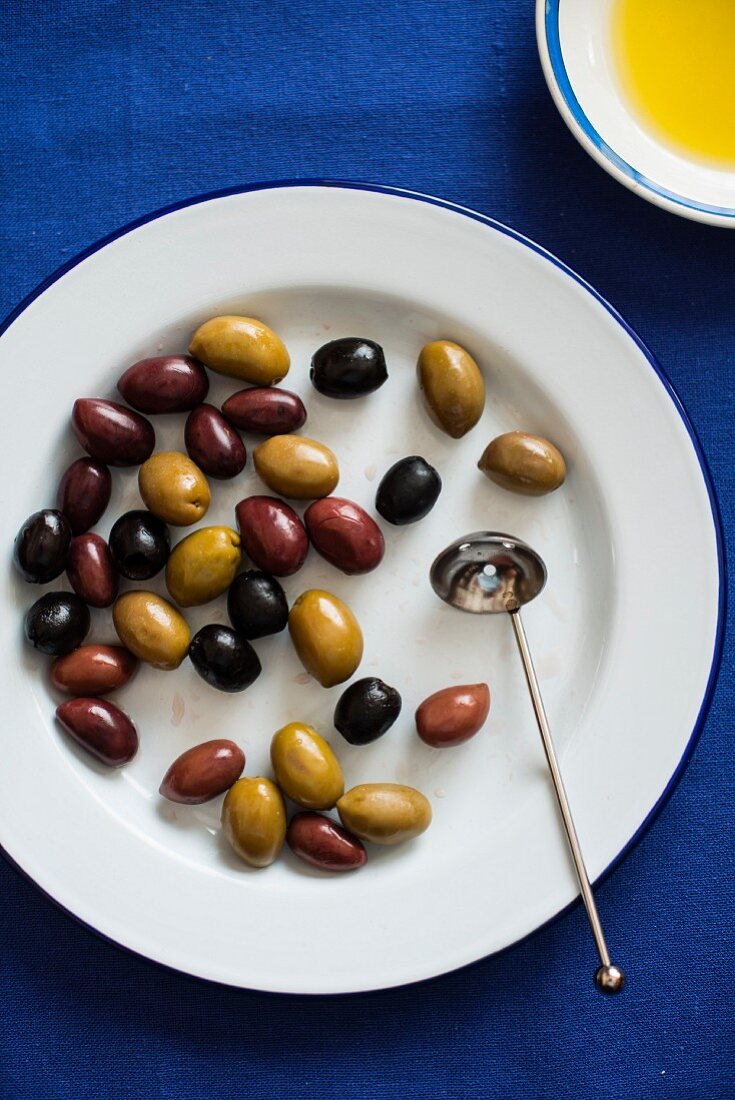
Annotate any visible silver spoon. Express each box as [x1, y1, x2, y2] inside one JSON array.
[[430, 531, 624, 994]]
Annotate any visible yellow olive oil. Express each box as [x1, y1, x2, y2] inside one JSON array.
[[613, 0, 735, 166]]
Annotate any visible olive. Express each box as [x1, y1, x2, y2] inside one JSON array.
[[287, 812, 367, 872], [117, 355, 209, 414], [415, 683, 490, 747], [227, 570, 288, 639], [113, 591, 191, 670], [222, 777, 287, 868], [13, 509, 71, 583], [25, 592, 90, 656], [334, 677, 402, 745], [310, 337, 388, 398], [189, 316, 290, 385], [417, 339, 485, 438], [56, 458, 112, 535], [253, 435, 339, 500], [288, 589, 363, 688], [304, 497, 385, 575], [270, 722, 344, 810], [66, 533, 119, 608], [56, 698, 138, 767], [222, 387, 306, 435], [109, 510, 170, 580], [160, 739, 245, 804], [165, 526, 241, 607], [185, 404, 247, 480], [337, 784, 432, 845], [71, 398, 155, 466], [477, 431, 566, 496], [375, 455, 442, 525], [138, 451, 211, 526], [189, 625, 261, 692], [51, 645, 138, 696], [235, 495, 308, 576]]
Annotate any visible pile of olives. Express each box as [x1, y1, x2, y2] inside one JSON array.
[[13, 313, 566, 874]]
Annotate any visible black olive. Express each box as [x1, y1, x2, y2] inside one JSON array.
[[375, 456, 442, 525], [14, 509, 72, 583], [109, 510, 170, 580], [310, 338, 388, 398], [25, 591, 90, 656], [334, 677, 402, 745], [227, 570, 288, 640], [189, 625, 261, 692]]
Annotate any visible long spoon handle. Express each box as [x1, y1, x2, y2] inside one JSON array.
[[509, 609, 624, 994]]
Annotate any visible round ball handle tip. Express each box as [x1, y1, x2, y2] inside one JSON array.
[[594, 964, 625, 994]]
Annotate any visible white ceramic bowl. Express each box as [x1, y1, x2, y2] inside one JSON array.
[[0, 182, 724, 992], [537, 0, 735, 226]]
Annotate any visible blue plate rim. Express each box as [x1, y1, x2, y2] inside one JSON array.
[[539, 0, 735, 222], [0, 178, 726, 995]]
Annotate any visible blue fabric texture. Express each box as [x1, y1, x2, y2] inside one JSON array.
[[1, 2, 733, 1097]]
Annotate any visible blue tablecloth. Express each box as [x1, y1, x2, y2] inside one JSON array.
[[1, 2, 733, 1097]]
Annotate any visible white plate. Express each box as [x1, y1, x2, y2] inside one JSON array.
[[537, 1, 735, 227], [0, 183, 723, 993]]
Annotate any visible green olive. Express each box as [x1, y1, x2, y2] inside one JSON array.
[[138, 451, 210, 526], [189, 316, 290, 385], [166, 526, 242, 607], [337, 784, 432, 845], [253, 435, 339, 499], [477, 431, 566, 496], [417, 340, 485, 438], [112, 590, 191, 670], [222, 777, 287, 868], [288, 589, 363, 687], [270, 722, 344, 810]]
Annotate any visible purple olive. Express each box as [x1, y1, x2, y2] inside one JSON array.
[[286, 812, 367, 872], [71, 398, 155, 466], [184, 404, 247, 479], [56, 458, 112, 535], [66, 533, 119, 608], [222, 387, 307, 436], [56, 698, 138, 766], [117, 355, 209, 414]]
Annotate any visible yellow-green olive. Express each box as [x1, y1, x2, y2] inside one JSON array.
[[417, 340, 485, 438], [138, 451, 211, 526], [288, 589, 363, 687], [270, 722, 344, 810], [221, 777, 287, 868], [112, 591, 191, 670], [337, 784, 432, 845], [253, 435, 339, 499], [189, 316, 290, 385], [166, 526, 242, 607], [478, 431, 566, 496]]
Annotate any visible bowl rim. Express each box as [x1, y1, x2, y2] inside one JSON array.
[[0, 179, 726, 993], [536, 0, 735, 228]]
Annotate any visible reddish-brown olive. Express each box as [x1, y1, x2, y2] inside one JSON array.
[[56, 458, 112, 535], [184, 404, 247, 479], [159, 739, 245, 804], [305, 497, 385, 575], [286, 812, 367, 872], [50, 644, 138, 696], [55, 697, 138, 766], [71, 398, 155, 466], [235, 495, 308, 576], [117, 355, 209, 413], [66, 534, 119, 608], [222, 387, 307, 436], [415, 683, 490, 747]]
